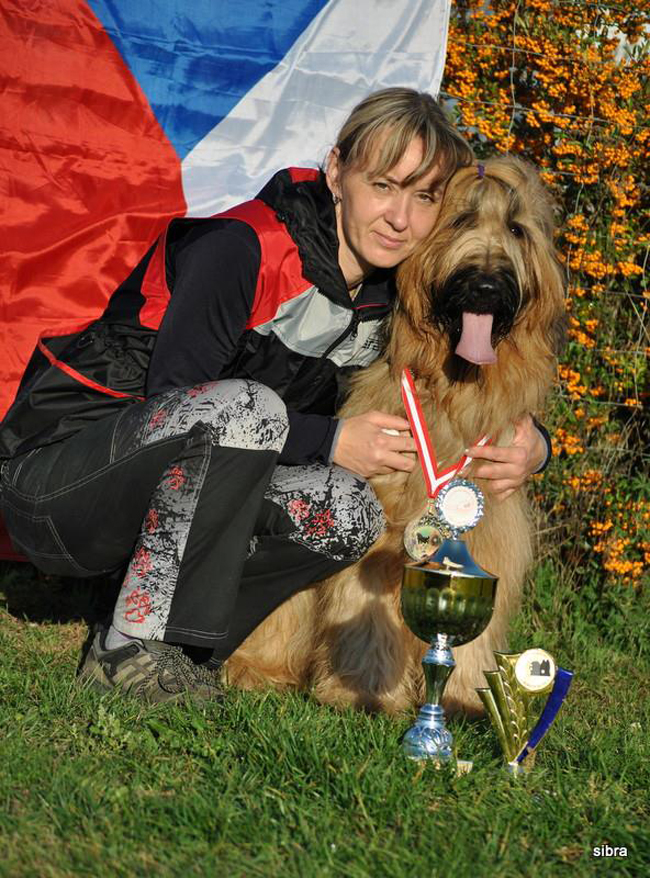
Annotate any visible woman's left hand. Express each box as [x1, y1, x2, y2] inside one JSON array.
[[466, 414, 547, 502]]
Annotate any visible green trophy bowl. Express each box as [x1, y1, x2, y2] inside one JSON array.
[[401, 540, 498, 762]]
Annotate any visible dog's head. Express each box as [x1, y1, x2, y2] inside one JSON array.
[[396, 156, 567, 370]]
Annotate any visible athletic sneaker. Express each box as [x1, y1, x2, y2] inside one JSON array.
[[79, 629, 224, 703]]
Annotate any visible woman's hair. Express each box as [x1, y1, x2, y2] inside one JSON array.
[[334, 87, 473, 183]]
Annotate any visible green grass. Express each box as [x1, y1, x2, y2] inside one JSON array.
[[1, 562, 649, 877]]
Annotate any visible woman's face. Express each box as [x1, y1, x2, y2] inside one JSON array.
[[326, 137, 446, 288]]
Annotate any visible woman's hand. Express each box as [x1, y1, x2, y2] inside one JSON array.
[[332, 411, 417, 478], [467, 414, 548, 501]]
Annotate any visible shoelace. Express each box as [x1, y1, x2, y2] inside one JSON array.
[[154, 645, 221, 693], [193, 662, 223, 686]]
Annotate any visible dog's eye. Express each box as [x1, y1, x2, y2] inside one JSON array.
[[509, 222, 525, 239]]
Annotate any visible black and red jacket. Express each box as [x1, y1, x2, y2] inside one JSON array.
[[0, 168, 396, 465]]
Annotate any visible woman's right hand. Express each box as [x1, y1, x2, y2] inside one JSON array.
[[331, 411, 417, 478]]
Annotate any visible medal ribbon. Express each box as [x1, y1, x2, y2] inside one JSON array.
[[400, 368, 490, 498]]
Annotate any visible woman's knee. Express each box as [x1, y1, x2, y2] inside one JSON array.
[[271, 464, 385, 562], [137, 379, 289, 454], [329, 476, 385, 560], [213, 379, 289, 453]]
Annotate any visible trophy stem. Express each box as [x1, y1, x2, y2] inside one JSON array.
[[402, 633, 455, 761], [423, 633, 455, 704]]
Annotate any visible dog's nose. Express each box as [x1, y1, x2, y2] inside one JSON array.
[[473, 275, 499, 296]]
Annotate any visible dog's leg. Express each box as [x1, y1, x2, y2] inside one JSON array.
[[310, 530, 423, 713]]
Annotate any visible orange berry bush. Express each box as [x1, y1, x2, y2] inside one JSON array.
[[442, 0, 649, 587]]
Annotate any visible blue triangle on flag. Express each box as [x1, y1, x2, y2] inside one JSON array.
[[87, 0, 330, 159]]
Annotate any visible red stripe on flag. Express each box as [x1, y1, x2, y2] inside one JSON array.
[[0, 0, 187, 418]]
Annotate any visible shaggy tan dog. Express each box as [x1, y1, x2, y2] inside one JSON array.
[[226, 156, 566, 715]]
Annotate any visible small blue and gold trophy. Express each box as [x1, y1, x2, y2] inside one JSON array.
[[401, 478, 497, 766], [477, 648, 573, 773]]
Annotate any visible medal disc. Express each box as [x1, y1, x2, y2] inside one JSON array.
[[514, 649, 556, 694], [434, 479, 484, 534], [403, 514, 444, 561]]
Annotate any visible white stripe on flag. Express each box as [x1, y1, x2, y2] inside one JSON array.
[[181, 0, 451, 215]]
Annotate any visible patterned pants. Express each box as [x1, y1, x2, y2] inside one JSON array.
[[1, 380, 384, 653]]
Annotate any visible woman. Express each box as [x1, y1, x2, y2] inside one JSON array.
[[0, 89, 549, 702]]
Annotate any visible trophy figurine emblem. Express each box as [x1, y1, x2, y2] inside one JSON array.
[[477, 648, 574, 773], [399, 369, 497, 766]]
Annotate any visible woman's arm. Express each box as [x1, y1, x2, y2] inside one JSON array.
[[146, 221, 260, 396], [145, 221, 422, 475]]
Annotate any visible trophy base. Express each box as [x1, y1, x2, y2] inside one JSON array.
[[506, 751, 536, 776], [402, 702, 453, 762]]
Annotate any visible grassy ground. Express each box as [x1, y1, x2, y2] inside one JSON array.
[[1, 561, 649, 877]]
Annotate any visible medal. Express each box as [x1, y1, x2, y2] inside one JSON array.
[[434, 478, 485, 535], [403, 500, 449, 562], [400, 368, 489, 560], [514, 648, 557, 695]]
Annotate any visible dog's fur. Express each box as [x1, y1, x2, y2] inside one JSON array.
[[225, 156, 566, 715]]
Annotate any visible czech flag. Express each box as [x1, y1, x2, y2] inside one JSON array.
[[1, 0, 450, 559]]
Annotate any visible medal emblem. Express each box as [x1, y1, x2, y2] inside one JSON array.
[[514, 648, 557, 695]]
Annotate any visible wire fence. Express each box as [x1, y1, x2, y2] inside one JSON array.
[[440, 90, 613, 127], [446, 37, 641, 65]]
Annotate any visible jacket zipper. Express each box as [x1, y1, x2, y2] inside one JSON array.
[[320, 303, 386, 359]]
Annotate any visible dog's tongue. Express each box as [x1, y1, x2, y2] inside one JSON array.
[[455, 312, 497, 365]]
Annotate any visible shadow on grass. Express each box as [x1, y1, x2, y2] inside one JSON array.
[[0, 560, 122, 626]]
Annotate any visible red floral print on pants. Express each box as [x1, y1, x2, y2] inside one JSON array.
[[287, 498, 311, 522], [306, 509, 335, 537], [145, 508, 159, 534], [186, 384, 211, 397], [124, 588, 152, 623], [167, 466, 186, 490], [131, 546, 153, 578], [149, 409, 167, 429]]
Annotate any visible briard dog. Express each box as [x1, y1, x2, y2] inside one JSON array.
[[226, 156, 566, 716]]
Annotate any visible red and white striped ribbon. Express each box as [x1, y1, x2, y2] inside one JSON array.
[[400, 367, 490, 498]]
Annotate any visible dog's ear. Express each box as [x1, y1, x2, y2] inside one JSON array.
[[548, 312, 568, 357]]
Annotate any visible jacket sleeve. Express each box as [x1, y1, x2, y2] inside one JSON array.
[[146, 221, 339, 465], [279, 411, 340, 465], [146, 221, 260, 396], [531, 416, 553, 473]]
